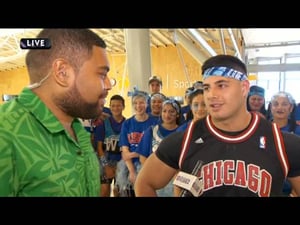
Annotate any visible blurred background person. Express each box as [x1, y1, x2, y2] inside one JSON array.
[[148, 93, 167, 122], [269, 91, 300, 196], [137, 99, 181, 196], [294, 103, 300, 125], [177, 88, 207, 132], [247, 85, 267, 118], [192, 80, 204, 90], [181, 87, 194, 121], [146, 75, 163, 113], [94, 95, 126, 197], [181, 81, 203, 122], [116, 90, 158, 196]]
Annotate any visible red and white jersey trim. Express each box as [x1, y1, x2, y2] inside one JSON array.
[[206, 113, 259, 143]]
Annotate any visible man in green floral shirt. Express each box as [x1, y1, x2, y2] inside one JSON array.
[[0, 29, 112, 196]]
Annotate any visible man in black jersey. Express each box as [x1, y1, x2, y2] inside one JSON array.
[[134, 54, 300, 197]]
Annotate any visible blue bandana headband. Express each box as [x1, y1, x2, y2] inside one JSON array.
[[151, 93, 167, 102], [163, 99, 180, 115], [249, 90, 264, 98], [249, 85, 265, 98], [203, 66, 247, 81], [127, 86, 149, 101]]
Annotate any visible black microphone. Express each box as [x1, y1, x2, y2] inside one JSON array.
[[174, 160, 204, 197]]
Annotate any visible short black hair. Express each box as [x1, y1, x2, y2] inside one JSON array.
[[201, 55, 247, 75], [26, 29, 107, 83], [110, 94, 125, 107]]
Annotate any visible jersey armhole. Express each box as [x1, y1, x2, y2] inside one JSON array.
[[271, 122, 290, 177], [178, 121, 195, 169]]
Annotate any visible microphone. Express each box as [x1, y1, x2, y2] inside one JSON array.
[[173, 160, 204, 197]]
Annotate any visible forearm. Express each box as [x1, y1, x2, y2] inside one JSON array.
[[124, 159, 135, 174], [130, 151, 140, 158], [288, 176, 300, 196], [97, 141, 109, 168], [140, 155, 147, 165]]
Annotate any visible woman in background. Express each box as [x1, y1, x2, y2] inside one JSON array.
[[247, 85, 267, 118], [269, 91, 300, 196], [177, 88, 207, 132], [116, 90, 158, 196], [137, 99, 181, 196]]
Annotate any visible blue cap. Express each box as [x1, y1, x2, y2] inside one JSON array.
[[249, 85, 265, 98]]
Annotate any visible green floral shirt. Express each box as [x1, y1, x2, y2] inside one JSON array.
[[0, 87, 100, 196]]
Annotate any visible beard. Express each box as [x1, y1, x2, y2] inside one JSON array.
[[54, 84, 102, 120]]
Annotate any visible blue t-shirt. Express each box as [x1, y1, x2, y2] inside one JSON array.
[[119, 115, 158, 163], [176, 120, 191, 132], [295, 104, 300, 121], [136, 124, 178, 158], [94, 116, 125, 161]]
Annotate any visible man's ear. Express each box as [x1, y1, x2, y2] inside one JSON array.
[[52, 59, 69, 87], [241, 80, 250, 98]]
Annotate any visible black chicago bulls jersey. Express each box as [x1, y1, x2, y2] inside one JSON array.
[[156, 112, 300, 197]]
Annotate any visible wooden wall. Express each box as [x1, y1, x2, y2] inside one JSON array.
[[0, 45, 203, 118], [0, 67, 29, 101]]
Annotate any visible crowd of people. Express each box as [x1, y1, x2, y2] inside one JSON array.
[[135, 55, 300, 197], [1, 29, 300, 197]]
